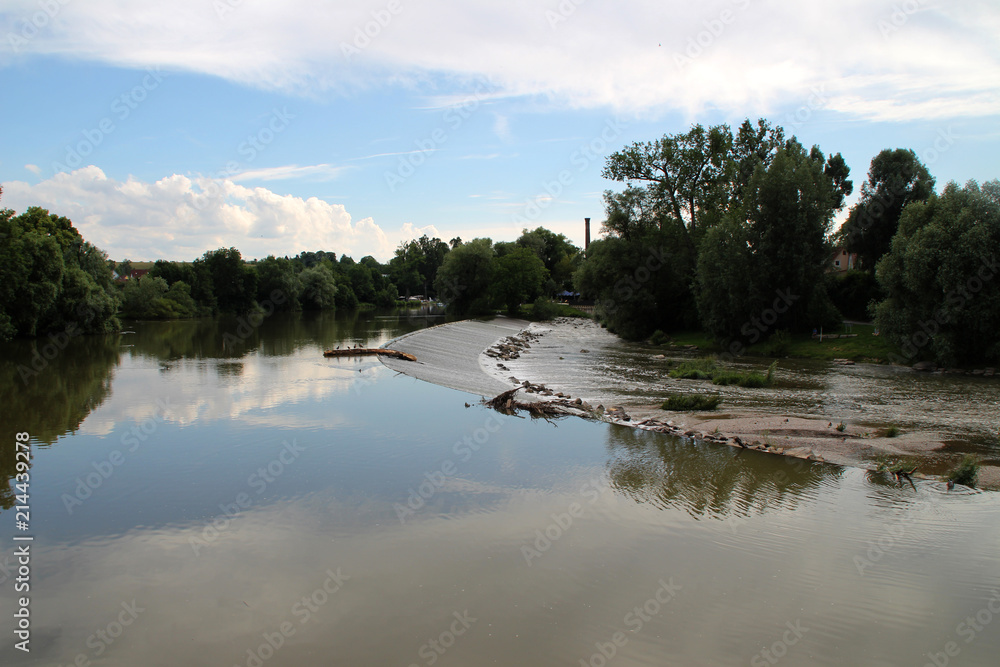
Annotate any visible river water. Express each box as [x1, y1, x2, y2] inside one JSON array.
[[1, 311, 998, 666]]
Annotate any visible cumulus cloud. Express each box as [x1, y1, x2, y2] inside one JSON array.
[[1, 166, 415, 261], [0, 0, 997, 121]]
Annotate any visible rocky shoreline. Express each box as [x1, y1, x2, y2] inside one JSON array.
[[476, 318, 998, 490]]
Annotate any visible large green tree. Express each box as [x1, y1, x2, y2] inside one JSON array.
[[695, 140, 850, 339], [491, 247, 547, 314], [434, 238, 495, 316], [0, 202, 119, 340], [874, 180, 1000, 366], [842, 149, 935, 270]]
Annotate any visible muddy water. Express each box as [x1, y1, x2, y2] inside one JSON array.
[[1, 312, 998, 666]]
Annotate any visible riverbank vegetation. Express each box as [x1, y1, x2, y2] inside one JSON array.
[[571, 119, 999, 367], [0, 175, 582, 340]]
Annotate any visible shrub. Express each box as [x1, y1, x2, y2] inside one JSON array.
[[528, 297, 559, 321], [649, 329, 668, 346], [947, 455, 979, 487], [884, 425, 900, 438], [661, 393, 721, 411], [766, 330, 791, 356], [669, 357, 717, 379]]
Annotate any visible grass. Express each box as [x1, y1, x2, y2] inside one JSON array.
[[836, 422, 846, 432], [661, 393, 721, 411], [947, 455, 980, 487], [662, 324, 901, 364], [884, 425, 900, 438], [668, 357, 718, 380], [670, 358, 778, 388]]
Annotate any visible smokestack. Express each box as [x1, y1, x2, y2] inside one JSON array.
[[584, 217, 591, 251]]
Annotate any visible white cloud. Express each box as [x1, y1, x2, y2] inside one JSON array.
[[230, 163, 350, 182], [1, 0, 997, 122], [24, 163, 41, 174], [0, 166, 418, 261]]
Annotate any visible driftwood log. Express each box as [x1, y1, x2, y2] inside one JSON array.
[[323, 348, 416, 361]]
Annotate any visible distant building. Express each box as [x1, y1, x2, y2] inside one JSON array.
[[830, 247, 857, 273]]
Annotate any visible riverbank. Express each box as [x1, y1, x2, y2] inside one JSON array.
[[381, 317, 999, 490]]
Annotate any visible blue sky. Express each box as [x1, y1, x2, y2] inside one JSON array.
[[1, 0, 998, 262]]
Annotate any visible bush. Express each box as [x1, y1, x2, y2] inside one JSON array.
[[669, 357, 717, 379], [947, 455, 979, 487], [528, 297, 559, 321], [661, 393, 721, 411], [884, 425, 900, 438], [649, 329, 668, 346]]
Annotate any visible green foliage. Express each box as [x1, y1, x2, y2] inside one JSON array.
[[836, 422, 846, 432], [826, 270, 882, 321], [434, 238, 495, 316], [527, 297, 559, 321], [0, 205, 119, 340], [947, 455, 979, 487], [300, 265, 338, 310], [200, 247, 257, 314], [669, 357, 718, 379], [842, 149, 935, 270], [873, 180, 1000, 366], [696, 139, 850, 340], [388, 235, 450, 298], [649, 330, 668, 346], [661, 393, 721, 411], [491, 247, 548, 314], [884, 425, 900, 438]]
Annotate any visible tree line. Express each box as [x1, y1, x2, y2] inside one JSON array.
[[572, 119, 999, 366], [0, 182, 581, 341]]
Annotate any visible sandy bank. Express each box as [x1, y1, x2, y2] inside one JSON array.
[[381, 317, 998, 490]]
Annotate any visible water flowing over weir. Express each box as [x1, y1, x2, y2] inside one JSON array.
[[2, 311, 999, 666]]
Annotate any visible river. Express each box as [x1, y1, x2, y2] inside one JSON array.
[[1, 310, 998, 666]]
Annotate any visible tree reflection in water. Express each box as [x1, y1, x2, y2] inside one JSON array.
[[604, 423, 842, 520]]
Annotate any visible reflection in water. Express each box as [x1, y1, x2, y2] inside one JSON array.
[[605, 424, 840, 520], [0, 334, 120, 508]]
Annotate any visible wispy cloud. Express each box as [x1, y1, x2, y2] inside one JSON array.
[[1, 0, 996, 122], [24, 164, 41, 174], [230, 163, 349, 182]]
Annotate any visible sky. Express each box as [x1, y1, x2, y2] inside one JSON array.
[[0, 0, 998, 263]]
